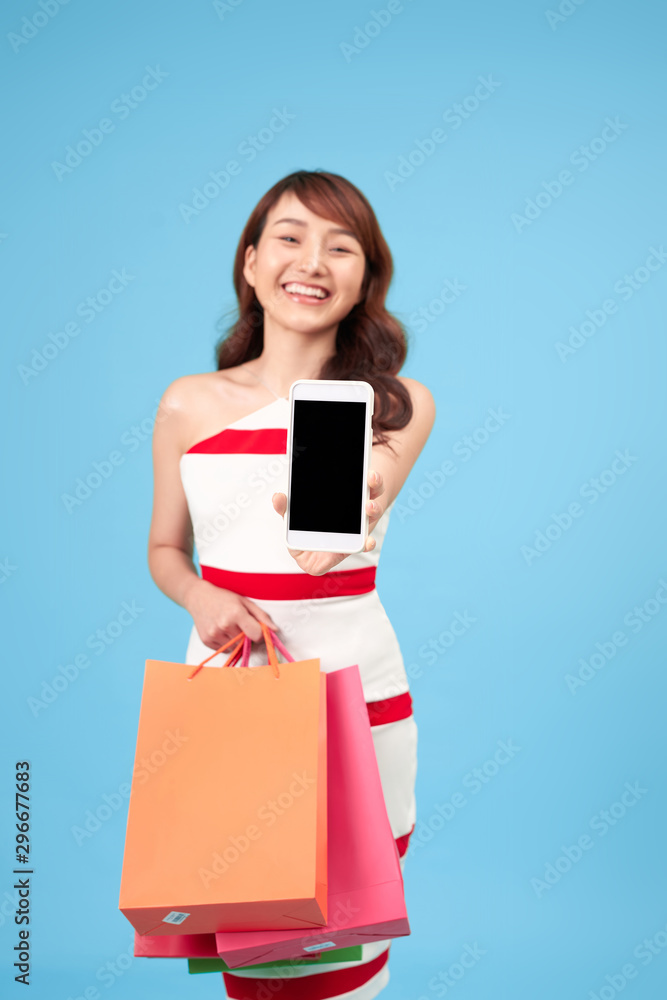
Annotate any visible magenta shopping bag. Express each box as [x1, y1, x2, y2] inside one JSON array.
[[215, 664, 410, 968]]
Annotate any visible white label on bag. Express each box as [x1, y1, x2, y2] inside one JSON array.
[[303, 941, 336, 951], [163, 911, 190, 925]]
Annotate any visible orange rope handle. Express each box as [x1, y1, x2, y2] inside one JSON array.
[[187, 631, 245, 680], [260, 622, 281, 679], [222, 638, 245, 668], [187, 626, 283, 680]]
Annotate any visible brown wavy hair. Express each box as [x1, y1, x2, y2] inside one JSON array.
[[214, 169, 413, 451]]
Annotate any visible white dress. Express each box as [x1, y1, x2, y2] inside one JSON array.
[[179, 382, 418, 1000]]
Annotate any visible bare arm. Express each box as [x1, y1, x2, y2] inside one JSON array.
[[147, 378, 279, 645], [147, 379, 201, 607], [366, 377, 437, 511]]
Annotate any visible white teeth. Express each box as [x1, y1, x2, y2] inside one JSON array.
[[283, 282, 328, 298]]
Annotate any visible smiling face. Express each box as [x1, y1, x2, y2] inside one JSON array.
[[242, 191, 367, 337]]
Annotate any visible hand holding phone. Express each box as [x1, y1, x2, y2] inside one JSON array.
[[271, 379, 386, 573], [272, 467, 385, 576]]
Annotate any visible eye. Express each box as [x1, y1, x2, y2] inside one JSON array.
[[279, 235, 298, 243], [331, 246, 351, 253]]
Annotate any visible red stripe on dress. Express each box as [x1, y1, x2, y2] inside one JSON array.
[[186, 427, 287, 455], [395, 823, 415, 858], [223, 946, 389, 1000], [366, 690, 413, 727], [201, 565, 377, 599]]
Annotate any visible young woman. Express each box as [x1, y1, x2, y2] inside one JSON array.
[[148, 169, 436, 999]]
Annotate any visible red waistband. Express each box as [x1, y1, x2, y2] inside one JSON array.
[[366, 690, 413, 727], [200, 565, 377, 600]]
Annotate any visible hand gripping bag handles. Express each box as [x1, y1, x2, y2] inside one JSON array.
[[119, 623, 327, 936]]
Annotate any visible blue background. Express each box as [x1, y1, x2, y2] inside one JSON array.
[[2, 0, 666, 997]]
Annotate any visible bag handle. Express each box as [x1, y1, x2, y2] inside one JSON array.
[[267, 629, 295, 663], [187, 625, 293, 680], [240, 629, 294, 668]]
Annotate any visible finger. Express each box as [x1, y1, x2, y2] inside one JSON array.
[[313, 554, 345, 574], [204, 634, 229, 651], [368, 470, 385, 501], [363, 535, 377, 552], [366, 497, 383, 529], [272, 492, 287, 517], [243, 599, 281, 632], [204, 630, 237, 651], [237, 613, 265, 643]]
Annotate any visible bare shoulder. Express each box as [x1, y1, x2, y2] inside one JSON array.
[[158, 372, 222, 415], [152, 375, 207, 456], [371, 375, 436, 462], [396, 375, 437, 429], [155, 367, 252, 455], [159, 368, 254, 418]]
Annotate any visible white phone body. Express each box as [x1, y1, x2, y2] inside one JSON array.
[[285, 379, 374, 554]]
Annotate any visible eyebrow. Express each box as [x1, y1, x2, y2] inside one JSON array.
[[271, 217, 360, 241]]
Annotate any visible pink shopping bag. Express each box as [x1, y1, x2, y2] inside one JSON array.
[[215, 663, 410, 968], [134, 931, 217, 959]]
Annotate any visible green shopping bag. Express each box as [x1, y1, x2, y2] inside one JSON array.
[[188, 946, 363, 974]]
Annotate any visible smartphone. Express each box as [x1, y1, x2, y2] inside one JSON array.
[[285, 379, 374, 554]]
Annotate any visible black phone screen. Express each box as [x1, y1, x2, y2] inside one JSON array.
[[288, 400, 367, 534]]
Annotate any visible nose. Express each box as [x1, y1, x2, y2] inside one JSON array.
[[296, 238, 325, 275]]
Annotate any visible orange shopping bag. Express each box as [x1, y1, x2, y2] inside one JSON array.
[[118, 623, 327, 936]]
